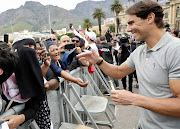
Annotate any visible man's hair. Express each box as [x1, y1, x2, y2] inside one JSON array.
[[126, 0, 164, 28], [173, 30, 180, 37], [71, 35, 80, 41], [0, 42, 19, 84], [100, 36, 106, 41]]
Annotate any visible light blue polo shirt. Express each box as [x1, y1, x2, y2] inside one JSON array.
[[125, 32, 180, 129]]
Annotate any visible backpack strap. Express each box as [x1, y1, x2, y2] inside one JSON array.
[[5, 93, 19, 112]]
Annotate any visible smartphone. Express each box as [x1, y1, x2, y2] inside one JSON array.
[[42, 41, 50, 57], [4, 34, 9, 43], [64, 43, 75, 50]]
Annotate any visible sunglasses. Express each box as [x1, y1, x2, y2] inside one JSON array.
[[52, 39, 57, 41], [72, 40, 79, 43]]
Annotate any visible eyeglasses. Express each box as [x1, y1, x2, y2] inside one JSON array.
[[72, 40, 79, 43]]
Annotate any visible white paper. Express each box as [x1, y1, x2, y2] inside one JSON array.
[[0, 122, 9, 129]]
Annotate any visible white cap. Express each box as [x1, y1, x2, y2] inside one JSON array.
[[85, 31, 96, 41]]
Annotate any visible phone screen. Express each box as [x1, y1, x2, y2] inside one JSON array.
[[4, 34, 9, 43]]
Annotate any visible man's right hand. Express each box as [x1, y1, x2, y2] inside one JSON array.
[[77, 49, 101, 65]]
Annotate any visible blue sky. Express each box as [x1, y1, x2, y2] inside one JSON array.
[[0, 0, 104, 14]]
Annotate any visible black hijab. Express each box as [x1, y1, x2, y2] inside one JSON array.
[[12, 38, 45, 100]]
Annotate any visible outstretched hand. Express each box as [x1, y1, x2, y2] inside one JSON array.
[[75, 78, 88, 87], [77, 49, 100, 65]]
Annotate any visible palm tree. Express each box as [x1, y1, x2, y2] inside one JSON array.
[[111, 0, 123, 33], [83, 18, 92, 31], [93, 8, 106, 36]]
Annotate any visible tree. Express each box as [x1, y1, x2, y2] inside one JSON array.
[[93, 8, 106, 36], [83, 18, 92, 31], [111, 0, 123, 33], [109, 24, 115, 33]]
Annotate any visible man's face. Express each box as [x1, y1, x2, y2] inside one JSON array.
[[49, 45, 60, 62], [71, 37, 80, 47], [49, 35, 58, 45], [127, 15, 148, 41], [60, 36, 70, 47]]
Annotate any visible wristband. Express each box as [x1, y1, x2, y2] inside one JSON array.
[[96, 58, 104, 65]]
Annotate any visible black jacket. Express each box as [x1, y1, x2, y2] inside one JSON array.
[[97, 42, 113, 64], [121, 43, 136, 62]]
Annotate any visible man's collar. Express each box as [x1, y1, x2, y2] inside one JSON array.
[[144, 32, 171, 52]]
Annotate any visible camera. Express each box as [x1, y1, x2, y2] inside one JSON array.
[[119, 36, 129, 46], [69, 23, 73, 29], [64, 43, 75, 50]]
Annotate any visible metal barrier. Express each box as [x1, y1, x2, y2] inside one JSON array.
[[54, 66, 116, 129], [0, 66, 116, 129]]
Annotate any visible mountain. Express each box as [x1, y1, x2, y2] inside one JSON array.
[[0, 1, 83, 35], [70, 0, 168, 24], [70, 0, 114, 25], [0, 0, 168, 35], [69, 0, 142, 25]]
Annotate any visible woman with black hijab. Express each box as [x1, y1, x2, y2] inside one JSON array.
[[1, 38, 51, 128]]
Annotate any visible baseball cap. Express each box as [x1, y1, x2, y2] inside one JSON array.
[[85, 31, 96, 41]]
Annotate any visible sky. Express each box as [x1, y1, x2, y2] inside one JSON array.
[[0, 0, 104, 14]]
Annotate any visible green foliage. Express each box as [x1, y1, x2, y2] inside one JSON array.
[[93, 8, 106, 36], [83, 18, 92, 31], [57, 33, 73, 40], [109, 24, 115, 33], [111, 0, 122, 16], [111, 0, 122, 33], [92, 30, 96, 33], [10, 40, 13, 43], [96, 33, 100, 37], [93, 8, 106, 20]]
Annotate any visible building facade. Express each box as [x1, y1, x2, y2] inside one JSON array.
[[163, 0, 180, 30], [115, 0, 180, 34]]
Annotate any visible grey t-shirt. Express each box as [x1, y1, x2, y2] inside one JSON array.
[[125, 32, 180, 129]]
